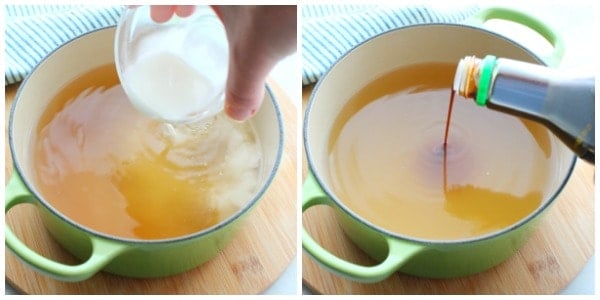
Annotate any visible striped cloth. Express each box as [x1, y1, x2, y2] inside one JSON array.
[[5, 5, 124, 85], [4, 5, 479, 86], [302, 4, 480, 85]]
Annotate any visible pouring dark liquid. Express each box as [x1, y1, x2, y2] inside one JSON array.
[[443, 90, 456, 148], [327, 62, 554, 240], [443, 90, 456, 191]]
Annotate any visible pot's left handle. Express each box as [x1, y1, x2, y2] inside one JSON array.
[[302, 172, 424, 283], [5, 172, 129, 282]]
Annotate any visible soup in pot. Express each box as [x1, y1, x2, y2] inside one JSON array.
[[33, 64, 262, 240], [328, 62, 553, 241]]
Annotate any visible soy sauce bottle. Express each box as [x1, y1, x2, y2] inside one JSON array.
[[453, 55, 595, 164]]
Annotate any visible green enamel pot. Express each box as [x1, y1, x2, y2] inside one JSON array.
[[302, 7, 575, 283], [5, 26, 284, 282]]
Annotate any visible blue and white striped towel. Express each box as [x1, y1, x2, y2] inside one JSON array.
[[302, 4, 480, 85], [5, 5, 124, 85], [5, 5, 479, 87]]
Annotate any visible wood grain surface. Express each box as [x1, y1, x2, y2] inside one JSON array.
[[4, 81, 297, 295], [301, 85, 595, 295]]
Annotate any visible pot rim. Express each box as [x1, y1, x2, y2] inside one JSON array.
[[304, 22, 577, 246], [9, 25, 285, 245]]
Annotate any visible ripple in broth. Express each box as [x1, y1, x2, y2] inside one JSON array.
[[327, 63, 552, 241], [34, 64, 261, 240]]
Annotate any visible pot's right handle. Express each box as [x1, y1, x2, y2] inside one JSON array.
[[466, 7, 565, 67], [302, 172, 424, 283], [5, 172, 129, 282]]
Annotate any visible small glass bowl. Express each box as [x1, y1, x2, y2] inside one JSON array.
[[115, 5, 228, 124]]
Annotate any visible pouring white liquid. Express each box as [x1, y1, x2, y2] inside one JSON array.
[[122, 52, 224, 123], [115, 5, 228, 124]]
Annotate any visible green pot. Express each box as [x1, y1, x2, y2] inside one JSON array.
[[5, 26, 284, 282], [302, 7, 575, 283]]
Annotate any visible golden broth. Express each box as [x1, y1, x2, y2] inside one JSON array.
[[33, 64, 261, 240], [327, 63, 552, 240]]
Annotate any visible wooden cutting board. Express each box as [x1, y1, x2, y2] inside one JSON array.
[[4, 81, 297, 295], [301, 85, 594, 294]]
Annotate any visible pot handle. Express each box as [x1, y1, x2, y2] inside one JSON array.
[[466, 6, 565, 67], [5, 172, 129, 282], [302, 172, 424, 283]]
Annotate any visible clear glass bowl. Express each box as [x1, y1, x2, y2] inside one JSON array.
[[115, 5, 228, 124]]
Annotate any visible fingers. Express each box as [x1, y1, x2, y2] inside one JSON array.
[[217, 6, 297, 121], [223, 54, 270, 121], [150, 5, 195, 23], [150, 5, 175, 23], [174, 5, 196, 18], [225, 89, 265, 122]]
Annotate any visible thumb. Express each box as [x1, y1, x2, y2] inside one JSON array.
[[224, 55, 275, 121], [214, 6, 296, 121]]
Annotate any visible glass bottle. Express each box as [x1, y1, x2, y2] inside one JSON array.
[[453, 55, 595, 163]]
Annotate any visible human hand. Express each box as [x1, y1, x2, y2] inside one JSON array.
[[150, 5, 297, 121], [149, 5, 196, 23]]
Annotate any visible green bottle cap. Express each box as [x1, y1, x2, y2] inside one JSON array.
[[476, 55, 497, 106]]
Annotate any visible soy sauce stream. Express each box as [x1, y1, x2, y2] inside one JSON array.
[[442, 89, 456, 191], [443, 89, 456, 147]]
